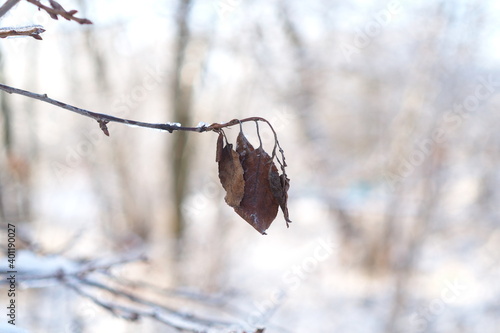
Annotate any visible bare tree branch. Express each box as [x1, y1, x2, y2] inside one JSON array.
[[0, 83, 287, 139], [65, 279, 267, 333], [25, 0, 92, 24], [0, 0, 20, 18], [78, 276, 235, 327], [0, 83, 194, 135], [63, 280, 143, 321], [63, 278, 214, 331], [0, 252, 147, 284], [0, 248, 259, 332], [0, 24, 45, 39]]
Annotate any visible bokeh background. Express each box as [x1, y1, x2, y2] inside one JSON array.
[[1, 0, 500, 332]]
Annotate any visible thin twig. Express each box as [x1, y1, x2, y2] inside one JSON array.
[[78, 276, 234, 327], [0, 24, 45, 39], [0, 0, 20, 18], [0, 83, 197, 135], [0, 84, 285, 138], [63, 275, 242, 332], [64, 279, 195, 328], [25, 0, 92, 24]]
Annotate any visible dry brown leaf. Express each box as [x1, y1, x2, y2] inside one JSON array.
[[217, 133, 245, 208], [214, 121, 291, 234], [235, 132, 279, 234]]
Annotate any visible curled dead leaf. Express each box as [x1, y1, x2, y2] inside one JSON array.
[[217, 133, 245, 208], [235, 132, 279, 234], [215, 121, 291, 235]]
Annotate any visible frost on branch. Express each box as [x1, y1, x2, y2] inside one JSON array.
[[0, 25, 45, 40]]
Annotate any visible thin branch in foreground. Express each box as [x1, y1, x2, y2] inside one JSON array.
[[63, 278, 211, 331], [0, 83, 184, 135], [0, 83, 282, 137], [26, 0, 92, 24], [0, 24, 45, 39], [0, 251, 147, 285], [77, 276, 235, 328], [64, 275, 261, 333], [3, 251, 257, 332]]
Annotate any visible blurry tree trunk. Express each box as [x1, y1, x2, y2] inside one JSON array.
[[169, 0, 194, 256], [0, 49, 11, 222], [384, 2, 481, 329], [0, 51, 11, 155], [77, 0, 151, 241], [385, 151, 444, 333], [278, 3, 321, 141], [0, 49, 32, 223]]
